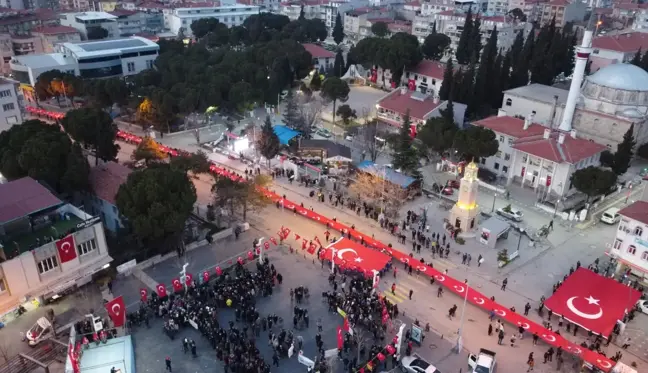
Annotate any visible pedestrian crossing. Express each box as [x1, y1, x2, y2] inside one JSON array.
[[379, 258, 457, 304]]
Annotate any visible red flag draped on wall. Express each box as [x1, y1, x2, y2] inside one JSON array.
[[56, 235, 77, 263], [105, 296, 126, 327]]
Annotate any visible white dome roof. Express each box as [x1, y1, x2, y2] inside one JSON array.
[[588, 63, 648, 91]]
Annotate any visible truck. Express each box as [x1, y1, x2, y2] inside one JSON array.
[[468, 349, 496, 373]]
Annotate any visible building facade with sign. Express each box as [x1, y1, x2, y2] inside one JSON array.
[[608, 201, 648, 282], [0, 177, 112, 316]]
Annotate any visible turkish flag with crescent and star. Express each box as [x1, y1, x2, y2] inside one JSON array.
[[172, 277, 183, 292], [202, 271, 210, 283], [56, 235, 77, 263], [336, 326, 343, 350], [105, 296, 126, 327], [156, 284, 167, 297], [544, 267, 641, 337], [140, 288, 147, 302], [185, 273, 193, 286], [320, 237, 391, 273]]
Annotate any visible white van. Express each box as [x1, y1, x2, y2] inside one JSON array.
[[600, 208, 621, 225]]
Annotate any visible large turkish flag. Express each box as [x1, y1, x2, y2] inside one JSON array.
[[105, 296, 126, 327], [319, 238, 391, 273], [56, 235, 77, 263]]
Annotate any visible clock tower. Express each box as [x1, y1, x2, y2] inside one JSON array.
[[449, 162, 480, 235]]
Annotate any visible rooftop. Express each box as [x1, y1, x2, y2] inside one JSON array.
[[1, 213, 82, 259], [109, 9, 140, 17], [77, 336, 133, 373], [300, 139, 352, 160], [11, 53, 76, 68], [89, 162, 132, 205], [302, 43, 335, 59], [619, 201, 648, 225], [504, 83, 569, 106], [472, 115, 547, 139], [31, 25, 80, 35], [592, 32, 648, 53], [406, 59, 446, 80], [61, 36, 159, 58], [0, 177, 62, 225], [377, 88, 443, 120], [512, 130, 606, 164], [357, 160, 416, 188], [587, 63, 648, 92], [69, 11, 118, 21]]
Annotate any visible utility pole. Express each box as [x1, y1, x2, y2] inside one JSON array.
[[455, 282, 469, 353], [257, 237, 266, 264]]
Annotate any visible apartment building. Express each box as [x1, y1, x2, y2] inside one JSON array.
[[590, 32, 648, 72], [60, 11, 120, 39], [279, 0, 325, 20], [343, 6, 393, 39], [165, 0, 260, 36], [0, 77, 22, 132], [0, 177, 112, 315], [0, 9, 59, 34], [608, 201, 648, 282], [419, 0, 456, 15], [0, 26, 80, 74], [412, 10, 530, 52], [32, 25, 82, 52], [538, 0, 586, 27], [632, 7, 648, 33], [109, 9, 163, 36]]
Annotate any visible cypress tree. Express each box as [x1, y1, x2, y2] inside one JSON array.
[[333, 49, 345, 77], [473, 26, 498, 117], [455, 7, 474, 65], [495, 51, 511, 107], [332, 13, 344, 45], [438, 58, 454, 100], [508, 31, 524, 66], [432, 21, 437, 34], [441, 99, 455, 124], [632, 48, 642, 67], [612, 124, 636, 176], [470, 16, 483, 58], [640, 50, 648, 72], [299, 5, 305, 20], [510, 25, 534, 88], [461, 55, 477, 118]]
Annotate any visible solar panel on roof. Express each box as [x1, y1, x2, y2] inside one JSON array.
[[78, 39, 146, 52]]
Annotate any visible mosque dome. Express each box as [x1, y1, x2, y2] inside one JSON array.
[[582, 63, 648, 106]]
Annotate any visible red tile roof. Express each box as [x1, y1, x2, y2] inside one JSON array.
[[31, 25, 79, 35], [377, 89, 442, 120], [619, 201, 648, 225], [512, 131, 606, 164], [388, 22, 411, 33], [0, 177, 62, 225], [302, 43, 335, 59], [592, 32, 648, 53], [109, 9, 140, 16], [405, 1, 421, 6], [89, 162, 132, 205], [472, 115, 547, 139], [407, 60, 446, 79]]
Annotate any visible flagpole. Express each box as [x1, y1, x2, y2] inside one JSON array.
[[257, 237, 265, 264], [455, 282, 469, 353], [331, 248, 337, 273]]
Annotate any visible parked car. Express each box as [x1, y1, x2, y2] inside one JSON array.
[[400, 355, 441, 373], [496, 206, 523, 222], [478, 168, 497, 183], [638, 299, 648, 315], [446, 180, 460, 189], [441, 186, 454, 195], [316, 128, 332, 138], [600, 207, 621, 225]]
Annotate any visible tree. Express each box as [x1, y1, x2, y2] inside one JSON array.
[[310, 72, 322, 91], [455, 7, 474, 65], [258, 116, 281, 169], [510, 25, 534, 88], [599, 150, 615, 168], [508, 8, 527, 21], [283, 90, 302, 129], [320, 77, 350, 126], [297, 99, 322, 139], [453, 125, 498, 160], [299, 4, 305, 20], [638, 142, 648, 160], [61, 108, 119, 166], [417, 114, 457, 156], [333, 49, 345, 77], [34, 70, 82, 106], [422, 33, 451, 60], [571, 166, 617, 201], [336, 104, 356, 125], [170, 150, 211, 174], [378, 33, 422, 84], [212, 174, 272, 221], [191, 18, 221, 39], [472, 25, 498, 117], [631, 49, 642, 67], [371, 21, 390, 38], [391, 111, 420, 177], [116, 166, 197, 252], [438, 59, 454, 100], [132, 136, 167, 165], [87, 26, 108, 40], [61, 143, 91, 193], [361, 115, 380, 162], [612, 124, 636, 175], [332, 13, 345, 44], [349, 172, 405, 216]]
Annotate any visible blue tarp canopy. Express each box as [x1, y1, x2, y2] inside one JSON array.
[[273, 125, 300, 145], [356, 160, 416, 189]]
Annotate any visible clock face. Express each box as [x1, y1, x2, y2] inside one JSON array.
[[462, 185, 469, 193]]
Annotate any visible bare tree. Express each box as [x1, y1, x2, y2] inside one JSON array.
[[0, 341, 13, 364], [350, 326, 374, 363], [298, 98, 323, 138], [361, 116, 380, 162], [348, 173, 404, 217]]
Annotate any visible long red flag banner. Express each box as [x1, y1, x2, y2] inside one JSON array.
[[114, 130, 614, 372]]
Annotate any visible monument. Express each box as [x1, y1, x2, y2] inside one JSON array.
[[449, 162, 480, 235]]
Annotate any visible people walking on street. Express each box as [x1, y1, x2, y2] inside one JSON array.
[[165, 357, 172, 372], [501, 278, 508, 291], [391, 283, 396, 295], [524, 302, 531, 316], [622, 337, 632, 349], [488, 323, 493, 336], [409, 289, 413, 300], [527, 355, 534, 372], [498, 330, 505, 345]]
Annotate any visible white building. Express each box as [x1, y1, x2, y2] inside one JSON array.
[[10, 36, 159, 85], [166, 0, 260, 37], [589, 32, 648, 72], [419, 0, 456, 15], [0, 177, 112, 315], [0, 77, 22, 132], [501, 63, 648, 149], [632, 8, 648, 33], [473, 114, 606, 198], [302, 43, 335, 71], [609, 201, 648, 282], [60, 11, 120, 40], [402, 59, 447, 96]]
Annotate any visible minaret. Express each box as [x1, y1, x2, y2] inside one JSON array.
[[559, 29, 593, 131]]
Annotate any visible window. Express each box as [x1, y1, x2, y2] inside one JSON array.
[[508, 137, 513, 145], [2, 103, 14, 111], [499, 135, 504, 142], [504, 153, 511, 161], [77, 238, 97, 256], [496, 151, 502, 158], [642, 251, 648, 261], [127, 62, 135, 72], [628, 245, 637, 255], [494, 162, 500, 170], [146, 60, 154, 69], [502, 165, 508, 173], [505, 98, 512, 106], [0, 278, 5, 293], [613, 239, 622, 250], [481, 157, 486, 164], [0, 89, 11, 97], [634, 226, 643, 237], [37, 256, 58, 274]]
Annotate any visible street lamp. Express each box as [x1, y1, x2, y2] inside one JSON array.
[[516, 227, 525, 253], [330, 248, 337, 274], [455, 280, 469, 353], [257, 237, 266, 264], [179, 263, 189, 292], [552, 198, 561, 219], [491, 192, 497, 213]]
